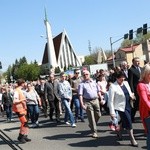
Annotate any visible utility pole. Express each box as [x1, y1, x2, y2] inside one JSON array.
[[0, 61, 2, 69], [88, 40, 92, 55]]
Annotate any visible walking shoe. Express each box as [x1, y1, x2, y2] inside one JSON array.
[[75, 119, 78, 123], [6, 119, 11, 123], [65, 122, 71, 125], [50, 118, 54, 121], [130, 139, 138, 147], [71, 123, 76, 128], [36, 121, 39, 127], [92, 133, 98, 138], [109, 123, 116, 131], [44, 114, 48, 118], [31, 123, 37, 128], [10, 119, 14, 122], [18, 134, 26, 143], [117, 132, 122, 141], [115, 125, 120, 131], [24, 135, 31, 142], [81, 119, 85, 122], [56, 119, 61, 123]]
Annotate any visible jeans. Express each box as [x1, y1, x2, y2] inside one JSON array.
[[5, 105, 13, 120], [62, 98, 75, 125], [27, 104, 39, 124], [145, 117, 150, 150], [73, 95, 84, 120]]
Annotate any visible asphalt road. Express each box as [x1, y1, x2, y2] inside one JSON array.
[[0, 111, 147, 150]]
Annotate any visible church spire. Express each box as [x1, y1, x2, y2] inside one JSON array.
[[44, 7, 48, 22], [44, 8, 57, 70]]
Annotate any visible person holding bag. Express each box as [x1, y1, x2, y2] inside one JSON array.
[[108, 71, 138, 147], [137, 64, 150, 150]]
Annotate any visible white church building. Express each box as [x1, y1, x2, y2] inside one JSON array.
[[42, 11, 82, 72]]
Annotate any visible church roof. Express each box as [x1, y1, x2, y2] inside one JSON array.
[[119, 44, 139, 52], [42, 32, 63, 64], [42, 43, 48, 64], [53, 32, 63, 60]]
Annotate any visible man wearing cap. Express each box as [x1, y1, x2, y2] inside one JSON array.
[[78, 70, 101, 138]]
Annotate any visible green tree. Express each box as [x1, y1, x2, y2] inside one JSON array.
[[18, 56, 27, 67], [121, 39, 133, 48], [6, 65, 13, 83], [33, 60, 38, 65], [40, 65, 47, 75], [83, 55, 95, 65], [64, 65, 67, 71], [5, 56, 40, 82], [135, 31, 150, 43], [55, 67, 61, 73], [16, 63, 40, 81], [83, 47, 107, 65]]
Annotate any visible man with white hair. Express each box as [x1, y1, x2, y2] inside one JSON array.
[[78, 70, 101, 138], [120, 61, 129, 81]]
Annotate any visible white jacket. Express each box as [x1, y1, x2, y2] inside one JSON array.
[[108, 81, 132, 115]]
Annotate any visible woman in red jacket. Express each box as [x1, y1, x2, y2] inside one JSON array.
[[137, 64, 150, 150]]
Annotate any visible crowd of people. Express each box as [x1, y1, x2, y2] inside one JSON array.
[[0, 56, 150, 149]]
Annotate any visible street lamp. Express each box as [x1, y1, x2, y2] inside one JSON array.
[[110, 37, 115, 68], [110, 37, 123, 68]]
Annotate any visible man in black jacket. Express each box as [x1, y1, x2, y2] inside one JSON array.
[[44, 73, 61, 122], [128, 57, 142, 122], [35, 78, 48, 118]]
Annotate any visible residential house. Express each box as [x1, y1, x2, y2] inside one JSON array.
[[107, 40, 150, 69]]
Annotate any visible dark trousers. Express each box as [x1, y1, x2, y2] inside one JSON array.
[[54, 99, 60, 121], [48, 98, 60, 120], [5, 104, 13, 120], [145, 117, 150, 150], [40, 95, 48, 116], [131, 92, 139, 122], [48, 100, 55, 120]]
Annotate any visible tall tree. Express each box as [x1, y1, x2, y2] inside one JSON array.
[[15, 63, 40, 81]]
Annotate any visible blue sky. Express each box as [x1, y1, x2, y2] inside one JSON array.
[[0, 0, 150, 71]]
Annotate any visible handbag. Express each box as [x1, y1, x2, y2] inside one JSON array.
[[12, 101, 26, 113], [130, 93, 136, 108]]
